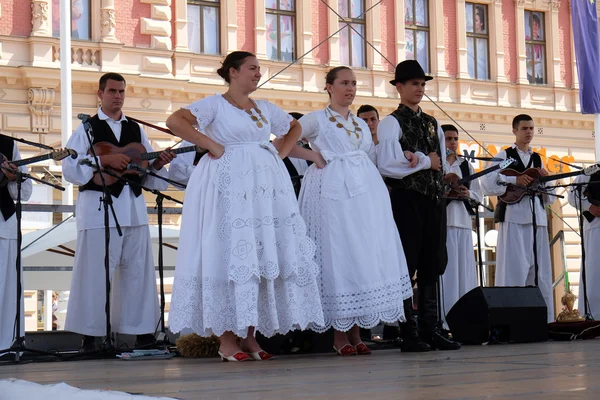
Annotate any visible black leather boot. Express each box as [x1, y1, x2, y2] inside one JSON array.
[[398, 297, 430, 352], [418, 282, 461, 351]]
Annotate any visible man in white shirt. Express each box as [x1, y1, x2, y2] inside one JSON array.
[[440, 125, 481, 324], [376, 60, 460, 351], [481, 114, 555, 322], [568, 171, 600, 318], [0, 136, 33, 351], [62, 72, 175, 351]]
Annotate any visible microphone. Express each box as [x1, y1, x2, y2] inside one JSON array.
[[446, 149, 456, 157], [126, 162, 150, 174], [77, 113, 92, 121]]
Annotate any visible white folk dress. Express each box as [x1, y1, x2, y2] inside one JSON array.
[[168, 95, 324, 338], [298, 108, 413, 332]]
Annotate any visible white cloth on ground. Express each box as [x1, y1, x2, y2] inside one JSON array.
[[168, 95, 324, 338], [298, 108, 413, 332], [64, 226, 159, 336]]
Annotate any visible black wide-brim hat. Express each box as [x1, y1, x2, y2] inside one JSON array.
[[389, 60, 433, 86]]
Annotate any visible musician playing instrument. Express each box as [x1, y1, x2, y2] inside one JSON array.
[[568, 171, 600, 319], [0, 136, 32, 351], [440, 125, 481, 325], [481, 114, 555, 322], [62, 72, 175, 352]]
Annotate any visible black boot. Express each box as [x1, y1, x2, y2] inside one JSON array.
[[398, 297, 430, 352], [80, 335, 97, 353], [418, 282, 461, 351]]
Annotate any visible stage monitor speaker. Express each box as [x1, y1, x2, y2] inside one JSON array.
[[446, 286, 548, 345]]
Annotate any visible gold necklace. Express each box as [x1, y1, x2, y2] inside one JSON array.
[[326, 107, 362, 140], [225, 94, 268, 128]]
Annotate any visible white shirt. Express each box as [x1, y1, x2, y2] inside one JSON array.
[[445, 158, 483, 229], [168, 140, 197, 187], [0, 143, 33, 239], [62, 108, 169, 231], [481, 144, 554, 226], [568, 174, 600, 232], [375, 110, 446, 179]]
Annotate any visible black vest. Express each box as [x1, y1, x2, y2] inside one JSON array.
[[582, 173, 600, 222], [494, 147, 542, 223], [0, 136, 16, 221], [446, 159, 475, 215], [79, 115, 144, 197], [386, 105, 444, 201]]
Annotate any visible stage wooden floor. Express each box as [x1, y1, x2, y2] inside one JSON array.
[[2, 340, 600, 399]]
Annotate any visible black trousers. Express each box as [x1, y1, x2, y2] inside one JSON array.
[[390, 188, 447, 285]]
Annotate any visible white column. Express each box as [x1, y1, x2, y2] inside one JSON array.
[[44, 290, 53, 331], [255, 0, 267, 59], [60, 0, 73, 218]]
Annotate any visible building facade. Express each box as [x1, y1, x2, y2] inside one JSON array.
[[0, 0, 596, 322]]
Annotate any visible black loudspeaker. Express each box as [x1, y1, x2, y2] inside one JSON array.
[[446, 286, 548, 344]]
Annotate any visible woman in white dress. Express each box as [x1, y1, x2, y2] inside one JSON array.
[[283, 67, 413, 355], [165, 51, 324, 362]]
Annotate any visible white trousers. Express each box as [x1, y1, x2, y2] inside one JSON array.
[[495, 222, 554, 322], [578, 228, 600, 318], [65, 226, 159, 337], [441, 227, 478, 323], [0, 238, 23, 350]]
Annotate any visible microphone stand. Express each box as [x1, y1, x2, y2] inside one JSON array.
[[79, 117, 123, 357], [79, 162, 184, 347], [0, 165, 65, 364]]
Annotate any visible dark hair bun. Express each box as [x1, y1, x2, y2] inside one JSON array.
[[216, 67, 227, 80]]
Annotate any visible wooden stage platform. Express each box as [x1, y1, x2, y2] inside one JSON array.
[[2, 340, 600, 399]]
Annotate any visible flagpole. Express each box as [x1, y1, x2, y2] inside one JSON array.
[[60, 0, 73, 220]]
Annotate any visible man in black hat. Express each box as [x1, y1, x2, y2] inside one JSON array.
[[375, 60, 460, 352]]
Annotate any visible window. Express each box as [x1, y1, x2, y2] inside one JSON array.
[[338, 0, 366, 68], [266, 0, 295, 62], [465, 3, 489, 80], [525, 11, 546, 84], [187, 0, 220, 55], [52, 0, 92, 40], [404, 0, 430, 73]]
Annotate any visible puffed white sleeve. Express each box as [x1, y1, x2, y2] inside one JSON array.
[[183, 95, 218, 132], [62, 123, 98, 186], [263, 101, 294, 138], [568, 175, 591, 211], [481, 150, 516, 197], [7, 144, 33, 202], [298, 112, 319, 143], [140, 126, 169, 191], [375, 115, 431, 178], [168, 141, 197, 187], [467, 163, 483, 204]]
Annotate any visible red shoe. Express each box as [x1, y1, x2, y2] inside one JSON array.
[[333, 344, 357, 356], [218, 351, 252, 362], [247, 350, 275, 361], [354, 342, 372, 355]]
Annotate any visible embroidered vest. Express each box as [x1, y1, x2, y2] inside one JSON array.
[[0, 136, 16, 221], [386, 105, 444, 201], [494, 147, 542, 223], [79, 115, 144, 197]]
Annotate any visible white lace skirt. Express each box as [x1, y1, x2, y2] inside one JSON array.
[[299, 163, 413, 332], [168, 144, 324, 338]]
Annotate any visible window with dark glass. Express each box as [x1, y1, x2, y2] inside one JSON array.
[[466, 3, 490, 80]]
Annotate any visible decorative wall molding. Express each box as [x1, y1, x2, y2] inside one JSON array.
[[31, 0, 52, 37], [100, 0, 118, 42], [141, 0, 173, 50], [28, 88, 56, 133]]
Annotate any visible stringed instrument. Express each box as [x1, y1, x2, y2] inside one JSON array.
[[499, 164, 600, 204], [0, 148, 77, 187], [444, 157, 517, 200], [89, 141, 200, 186]]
